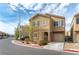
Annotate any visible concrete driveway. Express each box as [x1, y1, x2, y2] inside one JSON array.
[[44, 42, 64, 51]]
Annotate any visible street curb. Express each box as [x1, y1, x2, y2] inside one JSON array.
[[64, 50, 79, 52], [11, 40, 64, 52], [64, 50, 79, 54], [11, 40, 43, 49]]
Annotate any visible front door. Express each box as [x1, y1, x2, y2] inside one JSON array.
[[44, 32, 48, 41]]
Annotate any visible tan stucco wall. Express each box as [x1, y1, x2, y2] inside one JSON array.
[[30, 14, 65, 42], [30, 16, 50, 30], [73, 17, 79, 31], [72, 16, 79, 42]]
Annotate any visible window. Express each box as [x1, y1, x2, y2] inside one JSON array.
[[62, 20, 64, 27], [37, 21, 40, 26], [44, 21, 48, 26], [58, 21, 63, 27], [54, 21, 63, 27], [76, 18, 79, 24], [54, 21, 58, 27], [32, 21, 39, 27], [41, 21, 45, 26], [32, 21, 48, 27], [32, 22, 36, 26]]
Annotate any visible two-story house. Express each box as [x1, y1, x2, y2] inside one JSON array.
[[29, 13, 65, 42], [71, 13, 79, 42]]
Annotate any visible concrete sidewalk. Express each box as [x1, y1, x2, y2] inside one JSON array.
[[43, 42, 64, 51]]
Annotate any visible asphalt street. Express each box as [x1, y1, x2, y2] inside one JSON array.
[[0, 37, 76, 55]]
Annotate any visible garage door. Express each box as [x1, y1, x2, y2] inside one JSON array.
[[53, 33, 64, 42], [76, 34, 79, 42]]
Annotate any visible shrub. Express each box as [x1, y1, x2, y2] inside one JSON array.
[[25, 39, 30, 44], [33, 40, 38, 44], [25, 39, 33, 44], [38, 39, 48, 46]]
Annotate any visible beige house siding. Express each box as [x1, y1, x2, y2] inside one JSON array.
[[71, 13, 79, 42], [29, 13, 65, 42]]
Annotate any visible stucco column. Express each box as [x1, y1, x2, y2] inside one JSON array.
[[48, 31, 51, 42]]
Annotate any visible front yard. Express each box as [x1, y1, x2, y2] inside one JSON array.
[[12, 39, 79, 53], [12, 40, 64, 51]]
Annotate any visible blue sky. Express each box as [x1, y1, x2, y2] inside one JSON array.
[[0, 3, 79, 35]]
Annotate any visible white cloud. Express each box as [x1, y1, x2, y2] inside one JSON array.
[[21, 19, 29, 25], [33, 4, 43, 11], [0, 21, 18, 35], [41, 4, 58, 13], [9, 3, 32, 9], [53, 3, 70, 16], [75, 4, 79, 13], [9, 3, 70, 15], [0, 0, 78, 3], [9, 3, 19, 11]]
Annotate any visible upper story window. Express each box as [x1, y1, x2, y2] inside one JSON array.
[[32, 21, 48, 27], [32, 21, 40, 27], [37, 21, 40, 26], [76, 17, 79, 24], [54, 20, 64, 27], [32, 22, 36, 26], [54, 21, 58, 27]]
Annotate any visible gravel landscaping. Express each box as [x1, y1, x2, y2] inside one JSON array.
[[64, 43, 79, 50], [12, 40, 65, 51]]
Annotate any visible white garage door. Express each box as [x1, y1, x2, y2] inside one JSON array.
[[53, 33, 64, 42], [76, 34, 79, 42]]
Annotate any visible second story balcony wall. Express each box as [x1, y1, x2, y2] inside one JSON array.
[[51, 17, 65, 32]]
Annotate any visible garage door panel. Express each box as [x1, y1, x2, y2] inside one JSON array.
[[53, 33, 64, 42]]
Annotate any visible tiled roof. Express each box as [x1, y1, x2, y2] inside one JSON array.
[[29, 13, 65, 21]]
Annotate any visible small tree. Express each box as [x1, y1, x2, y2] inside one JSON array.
[[25, 24, 35, 41], [15, 27, 19, 40]]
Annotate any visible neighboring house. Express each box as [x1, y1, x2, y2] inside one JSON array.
[[71, 13, 79, 42], [29, 13, 65, 42], [0, 31, 8, 39]]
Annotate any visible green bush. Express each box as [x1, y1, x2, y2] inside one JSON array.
[[25, 39, 33, 44], [25, 39, 29, 44], [38, 39, 48, 46]]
